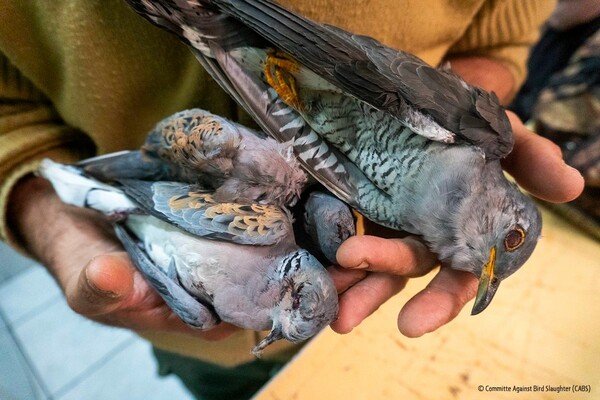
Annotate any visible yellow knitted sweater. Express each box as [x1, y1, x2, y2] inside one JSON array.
[[0, 0, 554, 365]]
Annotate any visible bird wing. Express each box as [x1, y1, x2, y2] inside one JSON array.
[[78, 150, 175, 182], [143, 109, 245, 183], [206, 0, 514, 160], [118, 179, 295, 246], [124, 0, 382, 208], [114, 224, 220, 329]]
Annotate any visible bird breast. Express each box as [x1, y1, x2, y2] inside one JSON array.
[[125, 215, 278, 300]]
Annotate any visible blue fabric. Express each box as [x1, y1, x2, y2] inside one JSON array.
[[510, 16, 600, 121]]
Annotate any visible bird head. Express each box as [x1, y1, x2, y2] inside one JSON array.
[[252, 250, 339, 356], [446, 178, 542, 315], [303, 191, 356, 264]]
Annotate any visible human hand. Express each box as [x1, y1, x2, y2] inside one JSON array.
[[8, 175, 237, 340], [328, 111, 584, 337]]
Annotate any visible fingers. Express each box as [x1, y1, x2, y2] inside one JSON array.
[[330, 273, 408, 334], [65, 252, 135, 316], [330, 260, 479, 337], [398, 267, 478, 338], [328, 265, 367, 293], [336, 235, 438, 277], [330, 235, 439, 334], [502, 111, 584, 203]]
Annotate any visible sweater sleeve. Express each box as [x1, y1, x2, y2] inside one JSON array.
[[0, 53, 96, 252], [446, 0, 556, 92]]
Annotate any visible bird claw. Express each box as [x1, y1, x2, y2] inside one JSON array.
[[263, 49, 304, 111]]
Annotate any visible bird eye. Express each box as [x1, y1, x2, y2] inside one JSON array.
[[291, 282, 305, 310], [504, 226, 525, 251], [292, 296, 301, 310]]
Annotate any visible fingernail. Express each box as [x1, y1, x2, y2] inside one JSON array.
[[566, 164, 583, 177], [355, 261, 369, 270], [84, 269, 120, 298]]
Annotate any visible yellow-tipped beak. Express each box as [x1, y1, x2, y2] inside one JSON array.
[[471, 247, 500, 315]]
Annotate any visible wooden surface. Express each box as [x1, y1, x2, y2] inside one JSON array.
[[255, 207, 600, 400]]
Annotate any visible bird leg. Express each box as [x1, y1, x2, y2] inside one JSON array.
[[351, 209, 366, 236], [263, 50, 304, 111]]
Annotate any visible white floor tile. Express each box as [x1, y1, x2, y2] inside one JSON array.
[[58, 339, 194, 400], [0, 242, 35, 284], [0, 325, 48, 400], [13, 299, 134, 395], [0, 266, 62, 325]]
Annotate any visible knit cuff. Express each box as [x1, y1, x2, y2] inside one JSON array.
[[447, 0, 556, 93]]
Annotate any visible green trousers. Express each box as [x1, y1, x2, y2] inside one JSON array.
[[153, 347, 286, 400]]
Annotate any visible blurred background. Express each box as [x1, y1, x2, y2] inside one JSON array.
[[0, 242, 193, 400]]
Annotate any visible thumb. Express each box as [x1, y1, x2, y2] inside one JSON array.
[[65, 253, 135, 317]]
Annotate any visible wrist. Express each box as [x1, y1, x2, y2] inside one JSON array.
[[7, 174, 121, 287], [8, 175, 58, 258]]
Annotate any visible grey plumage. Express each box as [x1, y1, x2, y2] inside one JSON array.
[[39, 159, 338, 354], [124, 0, 543, 314], [206, 0, 513, 159]]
